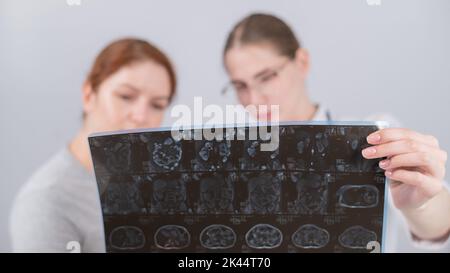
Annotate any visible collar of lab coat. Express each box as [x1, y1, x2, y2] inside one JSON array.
[[311, 104, 330, 121]]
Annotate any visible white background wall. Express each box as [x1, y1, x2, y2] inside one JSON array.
[[1, 0, 449, 252]]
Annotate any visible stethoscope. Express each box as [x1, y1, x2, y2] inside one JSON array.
[[325, 110, 332, 121]]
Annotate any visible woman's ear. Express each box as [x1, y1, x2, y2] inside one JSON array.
[[82, 81, 97, 116], [294, 48, 310, 78]]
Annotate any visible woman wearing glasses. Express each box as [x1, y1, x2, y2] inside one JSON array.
[[222, 13, 449, 251]]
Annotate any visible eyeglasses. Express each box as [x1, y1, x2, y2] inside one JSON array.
[[221, 59, 292, 102]]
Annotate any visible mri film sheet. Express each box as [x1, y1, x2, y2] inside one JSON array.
[[89, 122, 387, 253]]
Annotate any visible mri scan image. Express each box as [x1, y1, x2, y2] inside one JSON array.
[[245, 224, 283, 249], [152, 137, 182, 171], [338, 225, 378, 249], [283, 126, 335, 171], [109, 226, 146, 251], [192, 140, 233, 171], [291, 224, 330, 249], [239, 138, 282, 171], [337, 184, 379, 208], [196, 174, 235, 214], [151, 177, 189, 214], [154, 225, 191, 250], [288, 172, 328, 215], [136, 133, 185, 173], [335, 127, 383, 173], [200, 224, 237, 249], [89, 122, 386, 252], [105, 142, 132, 174], [242, 172, 283, 214], [102, 176, 146, 215], [89, 135, 133, 175]]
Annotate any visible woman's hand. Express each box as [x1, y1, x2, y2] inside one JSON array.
[[362, 128, 447, 210]]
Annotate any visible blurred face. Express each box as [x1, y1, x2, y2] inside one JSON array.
[[224, 44, 310, 121], [83, 60, 172, 132]]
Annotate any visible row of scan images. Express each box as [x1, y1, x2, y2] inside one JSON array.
[[100, 172, 385, 216], [89, 126, 383, 174], [101, 172, 385, 215], [107, 223, 378, 252]]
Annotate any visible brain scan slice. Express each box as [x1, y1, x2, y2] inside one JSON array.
[[151, 137, 182, 171], [245, 224, 283, 249], [241, 140, 281, 170], [285, 129, 333, 171], [193, 140, 232, 171], [154, 225, 191, 250], [291, 224, 330, 249], [243, 173, 282, 214], [335, 129, 381, 173], [200, 224, 236, 249], [104, 141, 132, 174], [151, 178, 188, 214], [309, 132, 332, 170], [109, 226, 146, 250], [290, 173, 328, 215], [103, 177, 145, 215], [197, 175, 234, 214], [338, 226, 377, 249], [295, 131, 312, 155], [337, 185, 379, 208]]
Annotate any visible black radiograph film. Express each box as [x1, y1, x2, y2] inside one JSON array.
[[89, 123, 387, 253]]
